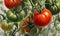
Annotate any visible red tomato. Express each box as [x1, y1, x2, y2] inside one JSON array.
[[4, 0, 21, 9], [19, 18, 29, 27], [33, 8, 52, 27]]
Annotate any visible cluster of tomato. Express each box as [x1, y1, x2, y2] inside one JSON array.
[[45, 0, 60, 15], [19, 17, 34, 33], [1, 20, 14, 32], [1, 0, 60, 32]]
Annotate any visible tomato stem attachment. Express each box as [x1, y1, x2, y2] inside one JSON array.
[[12, 0, 14, 2], [36, 0, 46, 13]]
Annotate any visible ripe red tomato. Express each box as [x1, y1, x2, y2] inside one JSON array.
[[33, 8, 52, 27], [4, 0, 21, 9]]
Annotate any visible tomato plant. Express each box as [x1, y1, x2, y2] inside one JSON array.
[[45, 0, 60, 15], [1, 20, 14, 32], [33, 8, 52, 27], [4, 0, 21, 9]]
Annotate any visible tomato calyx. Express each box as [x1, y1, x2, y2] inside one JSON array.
[[34, 9, 39, 16], [12, 0, 15, 2]]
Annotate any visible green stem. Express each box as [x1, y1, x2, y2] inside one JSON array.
[[0, 14, 6, 20], [52, 0, 56, 5], [0, 1, 2, 4], [36, 27, 42, 36], [29, 0, 40, 12], [54, 15, 59, 30], [37, 0, 41, 7], [29, 0, 34, 7], [0, 7, 7, 13], [3, 32, 7, 36]]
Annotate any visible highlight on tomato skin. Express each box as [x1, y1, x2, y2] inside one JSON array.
[[33, 8, 52, 28], [4, 0, 22, 9]]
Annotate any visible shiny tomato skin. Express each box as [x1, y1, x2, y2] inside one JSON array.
[[33, 8, 52, 27], [4, 0, 21, 9]]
